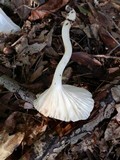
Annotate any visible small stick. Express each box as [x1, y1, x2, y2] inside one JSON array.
[[0, 74, 35, 104], [93, 55, 120, 60]]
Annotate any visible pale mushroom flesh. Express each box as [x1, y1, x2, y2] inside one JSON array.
[[33, 6, 94, 122], [0, 8, 20, 34]]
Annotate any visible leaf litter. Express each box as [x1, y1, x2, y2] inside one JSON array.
[[0, 0, 120, 159]]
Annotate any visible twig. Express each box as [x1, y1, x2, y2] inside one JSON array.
[[93, 55, 120, 59], [106, 30, 120, 55], [0, 74, 35, 104], [107, 44, 120, 55]]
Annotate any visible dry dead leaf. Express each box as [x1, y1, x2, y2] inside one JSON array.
[[26, 123, 47, 145], [11, 0, 32, 19], [55, 123, 73, 137], [4, 112, 20, 133], [115, 104, 120, 121], [14, 36, 46, 55], [72, 52, 102, 69], [99, 27, 118, 49], [83, 24, 99, 39], [0, 131, 24, 160], [62, 67, 73, 84], [30, 65, 44, 82], [29, 0, 69, 21], [44, 47, 59, 57], [26, 42, 47, 55], [112, 0, 120, 11], [45, 27, 54, 47], [111, 85, 120, 102], [88, 2, 114, 29], [71, 52, 107, 79], [24, 102, 34, 109], [108, 67, 120, 74], [104, 118, 120, 141]]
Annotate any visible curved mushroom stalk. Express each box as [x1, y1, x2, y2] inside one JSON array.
[[0, 8, 20, 34], [33, 6, 94, 122]]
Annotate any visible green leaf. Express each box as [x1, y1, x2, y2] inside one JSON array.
[[77, 6, 90, 15]]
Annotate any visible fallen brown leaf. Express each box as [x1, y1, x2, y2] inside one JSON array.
[[26, 123, 47, 145], [0, 131, 24, 160], [29, 0, 69, 21], [11, 0, 32, 19], [30, 65, 44, 82], [71, 52, 102, 69], [4, 112, 18, 133], [111, 85, 120, 102], [62, 67, 73, 84], [115, 104, 120, 121], [104, 118, 120, 141], [108, 67, 120, 74], [71, 52, 108, 79], [99, 27, 118, 48], [112, 0, 120, 11], [55, 123, 73, 137], [88, 2, 114, 30]]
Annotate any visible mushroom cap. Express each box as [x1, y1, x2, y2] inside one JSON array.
[[0, 8, 20, 34], [66, 7, 76, 21], [33, 85, 94, 122]]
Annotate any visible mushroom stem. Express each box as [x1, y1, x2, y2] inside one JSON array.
[[33, 6, 94, 122], [52, 19, 72, 87]]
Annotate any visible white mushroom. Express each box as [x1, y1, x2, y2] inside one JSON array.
[[33, 6, 94, 122], [0, 8, 20, 34]]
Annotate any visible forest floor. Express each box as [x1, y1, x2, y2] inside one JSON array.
[[0, 0, 120, 160]]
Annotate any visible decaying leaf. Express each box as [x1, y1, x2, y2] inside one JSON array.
[[29, 0, 69, 20], [88, 2, 114, 30], [104, 118, 120, 141], [0, 131, 24, 160], [0, 1, 120, 159], [71, 52, 102, 70], [4, 112, 18, 132], [26, 123, 47, 145], [108, 67, 120, 74], [71, 52, 107, 79], [55, 123, 73, 137], [111, 0, 120, 11], [30, 65, 44, 82], [99, 27, 118, 49], [62, 67, 73, 84], [11, 0, 32, 19], [111, 85, 120, 102], [86, 2, 119, 50], [115, 104, 120, 121], [14, 36, 46, 55], [44, 47, 59, 57]]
